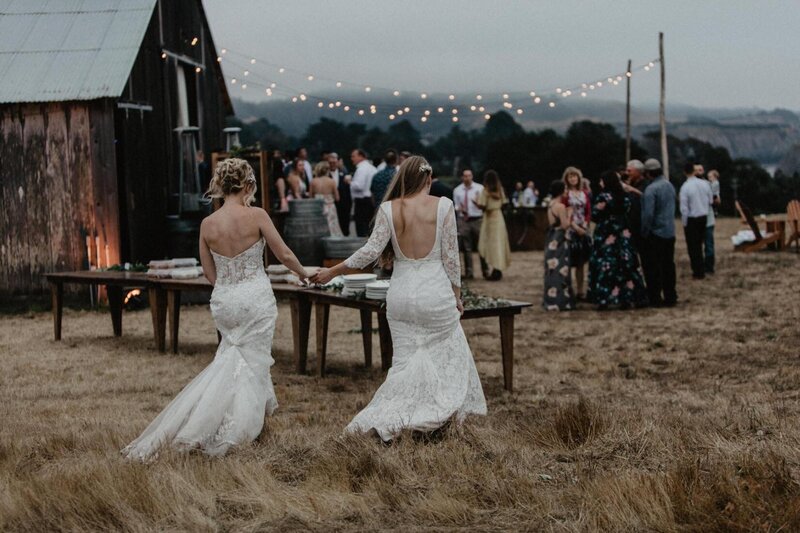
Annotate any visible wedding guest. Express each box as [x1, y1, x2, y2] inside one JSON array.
[[197, 150, 211, 192], [511, 182, 524, 207], [283, 147, 312, 188], [285, 159, 307, 201], [429, 175, 453, 200], [696, 164, 716, 274], [476, 170, 511, 281], [543, 180, 575, 311], [561, 167, 591, 299], [589, 170, 647, 310], [641, 158, 677, 307], [350, 148, 378, 237], [679, 162, 712, 280], [453, 169, 488, 279], [522, 180, 539, 206], [708, 169, 721, 215], [328, 152, 352, 235], [310, 161, 342, 236], [370, 149, 399, 206], [626, 159, 652, 253]]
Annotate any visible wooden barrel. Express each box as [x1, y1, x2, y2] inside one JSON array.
[[284, 199, 330, 266]]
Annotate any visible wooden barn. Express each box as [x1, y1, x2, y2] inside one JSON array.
[[0, 0, 233, 295]]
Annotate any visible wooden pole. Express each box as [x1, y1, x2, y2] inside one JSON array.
[[659, 32, 668, 178], [625, 59, 632, 164]]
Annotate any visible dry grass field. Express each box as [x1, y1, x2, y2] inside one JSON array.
[[1, 218, 799, 531]]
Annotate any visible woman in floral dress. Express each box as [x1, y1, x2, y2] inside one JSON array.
[[588, 170, 647, 309], [543, 180, 575, 311]]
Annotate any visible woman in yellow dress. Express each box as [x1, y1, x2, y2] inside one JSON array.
[[476, 170, 511, 280]]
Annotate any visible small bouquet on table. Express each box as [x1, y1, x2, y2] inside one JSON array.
[[146, 258, 203, 279]]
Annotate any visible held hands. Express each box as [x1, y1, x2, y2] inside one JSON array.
[[311, 267, 334, 285]]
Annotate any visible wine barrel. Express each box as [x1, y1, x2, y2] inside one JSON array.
[[322, 236, 368, 259], [283, 199, 330, 266]]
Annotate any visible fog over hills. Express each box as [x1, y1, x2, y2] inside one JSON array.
[[232, 95, 800, 167]]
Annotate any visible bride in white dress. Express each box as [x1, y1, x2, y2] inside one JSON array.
[[123, 158, 309, 460], [313, 156, 487, 440]]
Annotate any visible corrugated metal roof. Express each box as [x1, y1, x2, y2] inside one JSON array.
[[0, 0, 157, 103]]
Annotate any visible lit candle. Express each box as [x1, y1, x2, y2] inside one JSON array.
[[86, 235, 92, 269], [105, 245, 110, 269], [95, 235, 101, 269]]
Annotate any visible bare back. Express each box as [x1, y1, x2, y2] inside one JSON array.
[[310, 176, 337, 197], [201, 205, 263, 258], [390, 195, 441, 259]]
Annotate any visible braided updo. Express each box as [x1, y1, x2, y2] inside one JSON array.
[[206, 158, 257, 206]]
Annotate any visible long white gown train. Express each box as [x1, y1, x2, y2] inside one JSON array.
[[122, 239, 278, 460], [344, 197, 487, 440]]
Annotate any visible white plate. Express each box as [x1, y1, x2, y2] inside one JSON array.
[[342, 273, 378, 282]]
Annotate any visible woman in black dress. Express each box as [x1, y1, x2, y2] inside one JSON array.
[[588, 171, 647, 309]]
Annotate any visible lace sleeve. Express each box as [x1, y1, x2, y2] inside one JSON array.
[[344, 205, 391, 269], [441, 202, 462, 288]]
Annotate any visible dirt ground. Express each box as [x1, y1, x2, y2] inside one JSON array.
[[1, 217, 799, 531]]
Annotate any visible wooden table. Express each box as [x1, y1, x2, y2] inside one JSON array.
[[305, 289, 531, 392], [45, 271, 149, 340], [148, 278, 312, 372]]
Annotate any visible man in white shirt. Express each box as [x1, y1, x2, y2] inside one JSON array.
[[350, 148, 378, 237], [522, 180, 539, 207], [453, 169, 488, 279], [679, 162, 713, 279]]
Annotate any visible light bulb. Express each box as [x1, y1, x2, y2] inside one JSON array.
[[530, 91, 536, 97], [476, 94, 483, 100], [421, 93, 428, 99], [279, 67, 285, 73], [161, 52, 167, 59], [393, 90, 400, 96], [397, 110, 404, 115], [470, 105, 476, 111], [231, 78, 237, 84], [250, 59, 256, 64], [216, 56, 222, 62], [448, 94, 455, 100], [335, 101, 341, 107], [581, 92, 587, 97], [317, 102, 324, 108], [421, 116, 427, 122], [191, 37, 198, 46], [556, 88, 562, 93], [365, 86, 371, 92], [270, 83, 276, 88], [221, 48, 227, 55], [195, 67, 201, 73], [244, 70, 249, 76], [452, 108, 458, 114], [328, 103, 334, 108], [534, 97, 541, 104], [437, 107, 444, 113], [548, 102, 556, 108], [336, 81, 342, 87], [516, 109, 523, 115], [291, 96, 298, 102], [626, 71, 632, 78], [424, 110, 431, 116], [344, 105, 350, 111], [503, 93, 509, 99], [300, 94, 307, 101], [358, 109, 365, 116], [478, 106, 485, 112], [241, 84, 247, 89], [484, 114, 491, 120], [389, 114, 396, 120], [404, 106, 410, 112], [452, 116, 458, 122]]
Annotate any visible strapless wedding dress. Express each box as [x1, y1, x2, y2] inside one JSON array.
[[122, 239, 278, 459]]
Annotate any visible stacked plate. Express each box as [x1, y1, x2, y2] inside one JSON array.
[[365, 280, 390, 300], [266, 264, 290, 283], [341, 273, 377, 297]]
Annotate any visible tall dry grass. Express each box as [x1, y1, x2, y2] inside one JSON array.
[[1, 218, 799, 531]]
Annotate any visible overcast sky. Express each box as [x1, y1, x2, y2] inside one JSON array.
[[204, 0, 800, 111]]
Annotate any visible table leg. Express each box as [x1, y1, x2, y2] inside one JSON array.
[[359, 309, 372, 369], [168, 290, 181, 354], [148, 287, 167, 352], [50, 281, 63, 341], [377, 312, 392, 371], [291, 297, 311, 374], [499, 314, 515, 392], [107, 285, 123, 337], [316, 303, 330, 376]]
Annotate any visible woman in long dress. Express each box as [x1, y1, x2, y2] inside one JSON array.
[[476, 170, 511, 280], [312, 156, 487, 441], [588, 170, 647, 310], [543, 180, 575, 311], [122, 158, 309, 460], [561, 167, 592, 299], [309, 160, 343, 236]]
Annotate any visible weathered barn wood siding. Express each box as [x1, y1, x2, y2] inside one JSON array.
[[0, 102, 119, 294]]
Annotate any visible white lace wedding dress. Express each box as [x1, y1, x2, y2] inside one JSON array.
[[344, 197, 487, 440], [122, 238, 278, 460]]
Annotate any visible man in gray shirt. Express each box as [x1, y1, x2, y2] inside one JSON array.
[[641, 158, 677, 307]]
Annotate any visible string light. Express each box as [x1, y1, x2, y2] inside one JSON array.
[[365, 86, 372, 92], [317, 102, 323, 108], [478, 106, 485, 112], [195, 66, 201, 73], [299, 94, 307, 101], [534, 97, 541, 103], [244, 70, 249, 76], [420, 93, 428, 99], [397, 110, 404, 115], [191, 37, 198, 46], [529, 91, 536, 97], [307, 75, 314, 81], [291, 96, 297, 102], [448, 94, 455, 100], [403, 106, 410, 112], [389, 114, 396, 120], [161, 52, 167, 59], [470, 105, 477, 111], [328, 102, 334, 108], [216, 56, 222, 62], [279, 67, 285, 73], [516, 109, 524, 115], [476, 94, 483, 100], [420, 116, 427, 122], [231, 78, 237, 84], [437, 107, 444, 113], [250, 58, 256, 64], [220, 48, 227, 55], [484, 114, 491, 120], [344, 105, 350, 111], [549, 102, 556, 107], [336, 81, 342, 87], [393, 90, 400, 96], [424, 110, 431, 116], [452, 116, 458, 122], [452, 109, 458, 114], [241, 84, 247, 89], [502, 93, 509, 99]]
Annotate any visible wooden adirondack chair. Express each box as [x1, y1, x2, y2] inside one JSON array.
[[734, 201, 782, 253], [786, 200, 800, 252]]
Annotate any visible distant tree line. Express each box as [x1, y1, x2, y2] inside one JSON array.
[[229, 111, 800, 216]]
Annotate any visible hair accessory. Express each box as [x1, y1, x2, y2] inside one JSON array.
[[419, 163, 432, 174]]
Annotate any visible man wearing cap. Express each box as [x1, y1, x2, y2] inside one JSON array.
[[641, 158, 677, 306]]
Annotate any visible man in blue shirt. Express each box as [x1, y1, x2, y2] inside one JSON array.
[[370, 149, 398, 209], [641, 158, 677, 307]]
